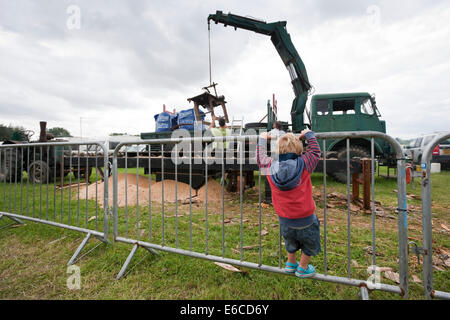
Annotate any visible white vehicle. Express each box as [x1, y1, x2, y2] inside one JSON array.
[[403, 132, 450, 168]]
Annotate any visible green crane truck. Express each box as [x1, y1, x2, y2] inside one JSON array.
[[140, 11, 395, 185], [207, 11, 396, 182]]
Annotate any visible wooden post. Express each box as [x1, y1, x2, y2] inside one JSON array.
[[352, 172, 360, 201], [362, 159, 371, 210]]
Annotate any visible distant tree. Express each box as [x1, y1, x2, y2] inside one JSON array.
[[0, 124, 29, 141], [48, 127, 72, 137]]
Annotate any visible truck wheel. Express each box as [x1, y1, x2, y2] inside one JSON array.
[[0, 148, 23, 183], [28, 160, 49, 184], [329, 146, 370, 183]]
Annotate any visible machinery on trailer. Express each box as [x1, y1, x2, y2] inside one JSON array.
[[1, 122, 97, 184]]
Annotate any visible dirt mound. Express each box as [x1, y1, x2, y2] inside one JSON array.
[[79, 173, 202, 207], [196, 178, 225, 203]]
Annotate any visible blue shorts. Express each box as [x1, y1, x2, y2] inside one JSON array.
[[280, 215, 321, 256]]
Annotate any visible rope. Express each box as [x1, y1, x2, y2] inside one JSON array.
[[208, 21, 212, 86]]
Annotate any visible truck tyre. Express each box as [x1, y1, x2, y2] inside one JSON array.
[[27, 160, 49, 184], [329, 146, 370, 183], [0, 148, 23, 183]]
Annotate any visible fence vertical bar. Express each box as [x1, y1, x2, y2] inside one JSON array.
[[46, 146, 49, 220], [9, 148, 12, 213], [371, 138, 376, 270], [397, 156, 409, 298], [189, 142, 192, 251], [53, 146, 56, 221], [39, 147, 42, 218], [136, 146, 140, 241], [222, 142, 225, 258], [85, 145, 89, 228], [174, 144, 178, 248], [240, 138, 243, 262], [102, 143, 109, 241], [323, 139, 327, 276], [95, 146, 98, 231], [125, 149, 128, 238], [205, 146, 208, 255], [68, 147, 72, 225], [60, 148, 63, 223], [346, 138, 351, 279], [1, 150, 4, 212], [77, 146, 80, 226], [26, 147, 30, 216], [258, 167, 262, 267], [148, 144, 152, 243], [20, 148, 23, 215], [113, 147, 119, 240], [422, 152, 433, 299], [161, 144, 165, 246], [32, 147, 35, 218], [14, 148, 18, 213]]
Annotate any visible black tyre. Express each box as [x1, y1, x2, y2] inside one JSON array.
[[27, 160, 49, 184], [329, 146, 370, 183]]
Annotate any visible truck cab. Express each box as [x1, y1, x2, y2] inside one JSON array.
[[310, 92, 384, 134], [307, 92, 394, 181]]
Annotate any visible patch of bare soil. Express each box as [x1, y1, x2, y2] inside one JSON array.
[[79, 174, 229, 207]]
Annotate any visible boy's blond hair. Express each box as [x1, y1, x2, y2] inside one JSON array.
[[276, 133, 303, 155]]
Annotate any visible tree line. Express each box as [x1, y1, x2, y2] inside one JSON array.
[[0, 124, 72, 142]]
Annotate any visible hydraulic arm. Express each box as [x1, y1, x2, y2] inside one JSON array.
[[208, 11, 312, 132]]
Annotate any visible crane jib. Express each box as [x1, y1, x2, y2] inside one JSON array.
[[208, 10, 312, 132]]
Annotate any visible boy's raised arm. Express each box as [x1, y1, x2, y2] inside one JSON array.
[[301, 131, 321, 173]]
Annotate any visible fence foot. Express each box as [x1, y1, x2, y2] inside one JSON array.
[[116, 244, 139, 280], [143, 246, 159, 255], [67, 233, 107, 266], [116, 244, 158, 280], [359, 286, 370, 300], [0, 214, 25, 230]]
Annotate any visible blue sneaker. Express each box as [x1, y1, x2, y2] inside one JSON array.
[[284, 261, 299, 274], [295, 264, 316, 278]]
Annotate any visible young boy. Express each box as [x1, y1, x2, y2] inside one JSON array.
[[257, 129, 321, 277]]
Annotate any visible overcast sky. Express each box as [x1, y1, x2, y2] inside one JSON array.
[[1, 0, 449, 140]]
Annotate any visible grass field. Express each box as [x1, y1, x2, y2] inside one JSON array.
[[0, 167, 448, 300]]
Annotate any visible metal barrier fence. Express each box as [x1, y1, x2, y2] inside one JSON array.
[[112, 131, 409, 299], [420, 132, 450, 300], [0, 141, 110, 266]]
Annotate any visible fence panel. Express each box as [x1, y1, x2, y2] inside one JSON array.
[[420, 132, 450, 300], [111, 130, 409, 299], [0, 141, 110, 265]]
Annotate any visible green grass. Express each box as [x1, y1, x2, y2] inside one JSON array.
[[0, 167, 449, 299]]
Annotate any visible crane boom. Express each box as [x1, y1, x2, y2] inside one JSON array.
[[207, 11, 312, 132]]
